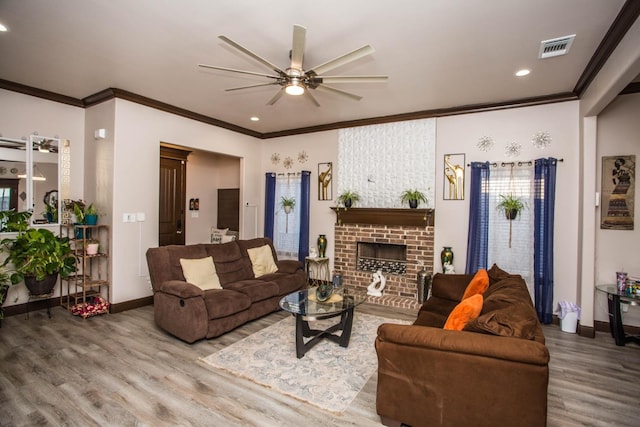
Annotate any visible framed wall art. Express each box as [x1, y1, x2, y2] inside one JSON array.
[[601, 155, 635, 230], [318, 162, 332, 200], [443, 153, 465, 200]]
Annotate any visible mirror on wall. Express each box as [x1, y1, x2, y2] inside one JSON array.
[[0, 134, 67, 229]]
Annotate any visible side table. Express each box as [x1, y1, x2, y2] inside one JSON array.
[[596, 284, 640, 346], [304, 257, 330, 287]]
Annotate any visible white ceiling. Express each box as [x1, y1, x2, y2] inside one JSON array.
[[0, 0, 633, 135]]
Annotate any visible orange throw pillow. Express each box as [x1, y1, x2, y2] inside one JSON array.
[[443, 294, 483, 331], [462, 269, 489, 300]]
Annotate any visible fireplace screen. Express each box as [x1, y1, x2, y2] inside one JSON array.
[[356, 242, 407, 275]]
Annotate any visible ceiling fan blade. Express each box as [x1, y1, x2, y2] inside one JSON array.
[[316, 75, 388, 84], [304, 90, 320, 107], [218, 35, 286, 75], [267, 88, 286, 106], [198, 64, 280, 79], [307, 45, 375, 76], [225, 82, 281, 92], [316, 84, 362, 101], [290, 25, 306, 71]]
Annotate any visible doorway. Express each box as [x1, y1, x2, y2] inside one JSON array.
[[159, 145, 190, 246]]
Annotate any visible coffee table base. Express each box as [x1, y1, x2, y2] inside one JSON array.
[[294, 306, 355, 358]]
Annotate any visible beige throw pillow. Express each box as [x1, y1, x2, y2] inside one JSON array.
[[247, 244, 278, 277], [180, 256, 222, 290]]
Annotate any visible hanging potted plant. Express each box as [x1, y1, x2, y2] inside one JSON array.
[[400, 189, 428, 208], [280, 196, 296, 214], [1, 228, 76, 295], [496, 194, 528, 248], [337, 190, 361, 208]]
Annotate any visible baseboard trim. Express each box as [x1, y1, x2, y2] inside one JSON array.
[[110, 296, 154, 313], [2, 295, 153, 318]]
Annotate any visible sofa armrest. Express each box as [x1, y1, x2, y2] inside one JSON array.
[[276, 260, 303, 274], [377, 323, 549, 365], [158, 280, 204, 299]]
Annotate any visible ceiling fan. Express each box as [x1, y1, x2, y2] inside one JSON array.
[[198, 25, 388, 106]]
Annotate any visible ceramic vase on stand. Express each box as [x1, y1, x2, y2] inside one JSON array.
[[317, 234, 327, 258], [441, 246, 454, 273]]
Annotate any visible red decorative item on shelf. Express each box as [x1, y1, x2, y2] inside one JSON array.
[[71, 295, 110, 318]]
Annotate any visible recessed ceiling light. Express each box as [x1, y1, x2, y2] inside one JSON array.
[[0, 24, 8, 32], [250, 116, 260, 121], [515, 69, 530, 77]]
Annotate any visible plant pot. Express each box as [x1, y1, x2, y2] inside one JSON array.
[[344, 199, 353, 208], [86, 243, 99, 255], [505, 209, 519, 220], [85, 214, 98, 225], [283, 206, 292, 214], [24, 273, 58, 296], [409, 200, 418, 209]]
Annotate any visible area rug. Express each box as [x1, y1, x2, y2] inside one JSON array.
[[199, 312, 410, 414]]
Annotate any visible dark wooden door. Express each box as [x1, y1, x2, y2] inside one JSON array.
[[217, 188, 240, 232], [159, 146, 190, 246]]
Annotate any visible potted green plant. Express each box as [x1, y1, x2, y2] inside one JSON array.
[[496, 194, 528, 248], [1, 228, 76, 295], [0, 266, 12, 324], [497, 194, 527, 220], [0, 210, 32, 233], [280, 196, 296, 214], [400, 189, 428, 208], [337, 190, 361, 208], [85, 238, 100, 255], [84, 203, 99, 225], [44, 203, 58, 223]]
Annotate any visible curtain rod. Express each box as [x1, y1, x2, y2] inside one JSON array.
[[466, 158, 564, 167], [276, 172, 301, 176]]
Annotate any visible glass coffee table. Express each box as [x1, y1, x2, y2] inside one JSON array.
[[596, 284, 640, 346], [279, 286, 366, 358]]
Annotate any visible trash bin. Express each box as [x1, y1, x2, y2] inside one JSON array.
[[557, 301, 580, 333]]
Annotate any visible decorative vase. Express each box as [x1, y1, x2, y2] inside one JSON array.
[[316, 281, 334, 302], [317, 234, 327, 258], [440, 247, 454, 272]]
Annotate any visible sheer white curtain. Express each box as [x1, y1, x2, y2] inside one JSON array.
[[273, 173, 301, 260], [487, 163, 535, 297]]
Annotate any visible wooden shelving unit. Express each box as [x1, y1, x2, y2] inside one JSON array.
[[60, 224, 110, 316]]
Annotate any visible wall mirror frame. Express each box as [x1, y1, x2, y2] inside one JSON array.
[[0, 134, 68, 229]]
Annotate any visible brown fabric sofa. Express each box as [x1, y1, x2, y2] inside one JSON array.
[[146, 237, 304, 343], [375, 267, 549, 427]]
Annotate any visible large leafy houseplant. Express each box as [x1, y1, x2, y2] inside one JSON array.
[[1, 228, 76, 289]]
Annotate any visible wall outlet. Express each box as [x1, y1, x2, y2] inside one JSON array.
[[136, 212, 145, 222]]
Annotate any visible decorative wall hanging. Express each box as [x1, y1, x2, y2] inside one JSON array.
[[601, 155, 635, 230], [298, 151, 308, 163], [504, 141, 522, 158], [443, 154, 465, 200], [531, 131, 552, 149], [283, 156, 293, 169], [477, 136, 494, 152], [318, 162, 332, 200], [271, 153, 280, 165]]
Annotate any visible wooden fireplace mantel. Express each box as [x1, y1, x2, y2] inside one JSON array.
[[331, 207, 434, 227]]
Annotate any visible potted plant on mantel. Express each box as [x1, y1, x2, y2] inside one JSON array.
[[1, 228, 76, 296], [337, 190, 361, 208], [496, 193, 528, 248], [400, 189, 428, 208]]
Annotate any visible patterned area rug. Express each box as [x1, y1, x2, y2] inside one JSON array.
[[200, 312, 409, 414]]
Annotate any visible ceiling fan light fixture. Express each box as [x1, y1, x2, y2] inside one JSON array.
[[285, 78, 305, 96]]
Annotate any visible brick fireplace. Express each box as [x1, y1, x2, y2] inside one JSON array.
[[332, 208, 434, 311]]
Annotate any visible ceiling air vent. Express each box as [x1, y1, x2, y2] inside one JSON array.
[[538, 34, 575, 59]]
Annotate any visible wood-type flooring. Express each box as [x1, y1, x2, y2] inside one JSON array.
[[0, 303, 638, 426]]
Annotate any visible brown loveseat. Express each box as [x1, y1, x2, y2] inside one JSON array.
[[375, 266, 549, 427], [146, 237, 304, 343]]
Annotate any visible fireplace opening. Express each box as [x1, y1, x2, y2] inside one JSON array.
[[357, 242, 407, 275]]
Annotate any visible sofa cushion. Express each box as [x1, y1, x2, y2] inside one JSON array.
[[203, 289, 252, 319], [443, 294, 483, 330], [487, 263, 513, 284], [164, 244, 208, 282], [247, 244, 279, 277], [180, 256, 222, 290], [205, 242, 254, 285], [463, 277, 539, 339], [462, 269, 489, 300], [224, 280, 280, 303], [259, 270, 305, 295]]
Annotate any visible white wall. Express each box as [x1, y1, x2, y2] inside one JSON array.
[[595, 93, 640, 327], [110, 99, 260, 304]]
